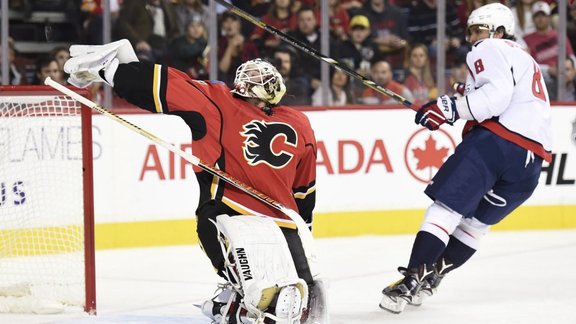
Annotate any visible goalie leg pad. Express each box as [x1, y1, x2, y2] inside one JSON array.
[[215, 215, 309, 323]]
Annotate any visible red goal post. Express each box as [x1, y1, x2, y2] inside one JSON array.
[[0, 85, 96, 314]]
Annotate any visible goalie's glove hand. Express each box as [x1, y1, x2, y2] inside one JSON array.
[[415, 95, 459, 131], [64, 39, 138, 88]]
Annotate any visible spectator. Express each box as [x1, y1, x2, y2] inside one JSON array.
[[359, 0, 408, 70], [115, 0, 179, 63], [33, 55, 64, 85], [0, 37, 28, 85], [510, 0, 537, 47], [250, 0, 298, 57], [288, 6, 341, 91], [273, 46, 313, 106], [169, 15, 209, 79], [358, 59, 413, 105], [402, 43, 438, 105], [338, 15, 374, 75], [445, 58, 469, 97], [323, 0, 351, 42], [565, 3, 576, 52], [547, 57, 576, 102], [50, 46, 70, 79], [311, 68, 354, 106], [80, 0, 120, 44], [524, 1, 575, 78], [407, 0, 465, 65], [342, 0, 365, 16], [218, 11, 259, 86], [172, 0, 210, 36]]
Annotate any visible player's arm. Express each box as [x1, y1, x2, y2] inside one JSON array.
[[453, 41, 514, 122], [292, 124, 317, 226]]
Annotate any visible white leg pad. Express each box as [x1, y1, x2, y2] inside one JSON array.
[[215, 215, 308, 322]]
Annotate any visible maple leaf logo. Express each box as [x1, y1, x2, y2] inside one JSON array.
[[412, 135, 450, 171], [404, 129, 456, 184]]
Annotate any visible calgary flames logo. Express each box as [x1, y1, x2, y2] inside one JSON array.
[[240, 120, 298, 168]]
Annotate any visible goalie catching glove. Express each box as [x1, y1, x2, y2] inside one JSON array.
[[415, 95, 459, 131], [64, 39, 138, 88]]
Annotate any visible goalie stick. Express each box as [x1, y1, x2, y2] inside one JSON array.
[[44, 77, 318, 274], [214, 0, 415, 110]]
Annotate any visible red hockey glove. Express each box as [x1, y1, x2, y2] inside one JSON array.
[[415, 95, 459, 131]]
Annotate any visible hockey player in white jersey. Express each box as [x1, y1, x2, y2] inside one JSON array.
[[379, 3, 552, 314]]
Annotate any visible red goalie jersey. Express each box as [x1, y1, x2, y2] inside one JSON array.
[[113, 62, 317, 228]]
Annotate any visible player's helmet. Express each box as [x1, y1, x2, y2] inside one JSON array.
[[467, 3, 515, 37], [231, 59, 286, 105]]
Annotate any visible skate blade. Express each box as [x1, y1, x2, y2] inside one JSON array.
[[379, 295, 408, 314]]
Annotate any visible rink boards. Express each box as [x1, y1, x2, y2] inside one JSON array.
[[6, 105, 573, 249]]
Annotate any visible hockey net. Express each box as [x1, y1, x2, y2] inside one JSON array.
[[0, 86, 96, 314]]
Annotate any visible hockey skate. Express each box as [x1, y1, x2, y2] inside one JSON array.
[[379, 264, 433, 314], [200, 283, 244, 323], [418, 258, 454, 299]]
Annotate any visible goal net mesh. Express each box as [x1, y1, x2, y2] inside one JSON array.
[[0, 93, 91, 313]]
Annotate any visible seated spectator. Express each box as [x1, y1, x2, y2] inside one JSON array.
[[172, 0, 209, 36], [33, 55, 64, 85], [323, 0, 351, 42], [401, 43, 438, 105], [407, 0, 465, 66], [511, 0, 537, 48], [338, 15, 374, 75], [218, 11, 259, 86], [250, 0, 298, 57], [358, 59, 413, 105], [50, 46, 71, 81], [546, 57, 576, 102], [288, 6, 341, 91], [359, 0, 408, 70], [343, 0, 366, 16], [0, 37, 28, 85], [445, 58, 469, 97], [567, 3, 576, 51], [115, 0, 179, 63], [312, 68, 354, 106], [524, 2, 575, 83], [272, 46, 312, 106], [169, 15, 208, 79]]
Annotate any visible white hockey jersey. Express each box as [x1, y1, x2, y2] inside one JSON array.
[[454, 38, 552, 162]]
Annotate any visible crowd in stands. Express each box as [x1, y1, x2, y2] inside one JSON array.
[[2, 0, 576, 104]]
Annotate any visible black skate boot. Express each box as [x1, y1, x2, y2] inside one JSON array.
[[419, 258, 455, 298], [379, 264, 434, 314]]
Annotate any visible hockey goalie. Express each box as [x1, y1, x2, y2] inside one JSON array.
[[61, 39, 328, 323]]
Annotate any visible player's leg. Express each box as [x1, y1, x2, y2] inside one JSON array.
[[422, 135, 543, 299], [380, 128, 500, 314], [202, 215, 309, 323]]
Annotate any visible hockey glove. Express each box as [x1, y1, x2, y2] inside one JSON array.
[[64, 39, 138, 88], [415, 95, 459, 131]]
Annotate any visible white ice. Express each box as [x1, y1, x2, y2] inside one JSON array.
[[2, 229, 576, 324]]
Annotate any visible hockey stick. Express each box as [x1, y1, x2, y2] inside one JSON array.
[[44, 77, 318, 269], [214, 0, 415, 110]]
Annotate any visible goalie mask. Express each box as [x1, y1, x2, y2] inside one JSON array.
[[231, 59, 286, 105], [467, 3, 515, 39]]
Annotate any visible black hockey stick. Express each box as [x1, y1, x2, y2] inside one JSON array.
[[214, 0, 415, 110]]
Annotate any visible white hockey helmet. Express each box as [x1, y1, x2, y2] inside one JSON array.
[[467, 3, 515, 37], [231, 59, 287, 105]]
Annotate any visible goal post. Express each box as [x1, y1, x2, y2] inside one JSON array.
[[0, 85, 96, 314]]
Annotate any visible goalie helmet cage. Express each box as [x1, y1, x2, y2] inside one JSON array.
[[0, 85, 96, 314]]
